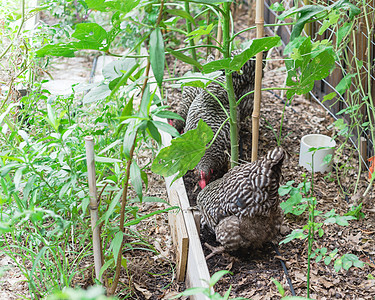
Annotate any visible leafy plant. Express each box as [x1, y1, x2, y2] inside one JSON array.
[[172, 270, 247, 300]]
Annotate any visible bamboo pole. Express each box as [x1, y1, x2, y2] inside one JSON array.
[[85, 136, 103, 283], [251, 0, 264, 162]]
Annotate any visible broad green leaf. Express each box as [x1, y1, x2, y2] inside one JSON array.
[[202, 58, 231, 73], [167, 48, 202, 71], [203, 36, 281, 73], [72, 23, 108, 49], [286, 47, 335, 99], [130, 161, 143, 201], [151, 119, 213, 183], [229, 36, 281, 70], [111, 231, 124, 264], [283, 36, 308, 56], [85, 0, 140, 13], [36, 44, 76, 57], [150, 28, 165, 87]]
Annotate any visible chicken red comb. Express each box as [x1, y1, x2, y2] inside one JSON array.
[[369, 156, 375, 181]]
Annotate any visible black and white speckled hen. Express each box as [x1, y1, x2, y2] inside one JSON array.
[[197, 147, 285, 256], [184, 50, 261, 188], [172, 55, 215, 133]]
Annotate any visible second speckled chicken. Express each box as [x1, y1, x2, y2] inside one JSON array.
[[197, 147, 285, 255]]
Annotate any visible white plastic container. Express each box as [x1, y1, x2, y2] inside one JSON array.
[[299, 134, 336, 173]]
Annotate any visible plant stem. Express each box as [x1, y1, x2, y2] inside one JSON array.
[[222, 3, 239, 166], [184, 1, 198, 71], [107, 0, 164, 294]]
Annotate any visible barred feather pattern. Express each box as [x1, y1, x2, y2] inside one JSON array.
[[174, 55, 215, 133], [183, 50, 262, 178], [197, 147, 285, 251]]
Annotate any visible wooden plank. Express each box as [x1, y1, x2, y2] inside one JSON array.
[[158, 118, 211, 300], [168, 190, 189, 282]]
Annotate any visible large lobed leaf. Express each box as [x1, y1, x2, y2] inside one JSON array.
[[202, 36, 281, 73], [151, 119, 213, 183]]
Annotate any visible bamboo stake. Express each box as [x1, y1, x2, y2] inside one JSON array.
[[251, 0, 264, 162], [84, 136, 103, 283]]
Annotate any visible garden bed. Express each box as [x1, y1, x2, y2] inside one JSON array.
[[165, 7, 375, 297]]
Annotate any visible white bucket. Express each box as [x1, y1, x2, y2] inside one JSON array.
[[299, 134, 336, 173]]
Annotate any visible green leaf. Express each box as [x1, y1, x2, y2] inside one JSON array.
[[36, 44, 76, 57], [166, 9, 196, 26], [47, 104, 59, 131], [0, 222, 11, 234], [147, 121, 161, 145], [209, 270, 231, 287], [286, 39, 335, 99], [153, 110, 184, 121], [95, 156, 122, 163], [203, 36, 281, 73], [150, 28, 165, 87], [130, 161, 143, 201], [280, 5, 325, 41], [323, 92, 337, 102], [334, 257, 343, 272], [280, 192, 307, 215], [167, 48, 202, 71], [280, 229, 308, 244], [324, 256, 332, 265], [83, 84, 111, 104], [335, 73, 356, 95], [152, 120, 181, 137], [124, 206, 178, 226], [271, 278, 285, 297], [111, 231, 124, 264], [72, 23, 108, 50], [171, 288, 207, 298], [85, 0, 140, 14], [270, 2, 285, 12], [139, 85, 152, 118], [187, 0, 232, 3], [151, 119, 213, 183]]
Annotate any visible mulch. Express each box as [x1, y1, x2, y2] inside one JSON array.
[[165, 6, 375, 300]]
